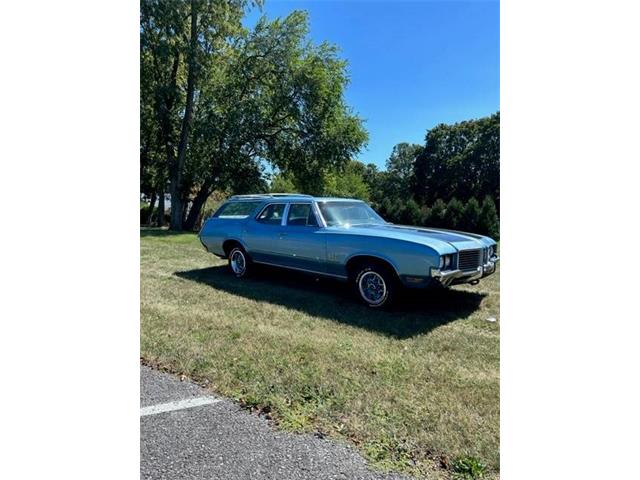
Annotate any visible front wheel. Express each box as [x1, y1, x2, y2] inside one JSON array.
[[354, 264, 397, 308], [228, 246, 252, 278]]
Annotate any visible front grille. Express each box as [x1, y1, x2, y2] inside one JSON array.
[[458, 249, 482, 271]]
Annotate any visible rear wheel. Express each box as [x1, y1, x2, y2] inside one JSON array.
[[353, 263, 397, 308], [228, 246, 252, 278]]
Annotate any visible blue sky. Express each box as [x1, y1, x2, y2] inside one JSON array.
[[247, 0, 499, 170]]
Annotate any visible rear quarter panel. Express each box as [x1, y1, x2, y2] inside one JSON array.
[[199, 217, 247, 257]]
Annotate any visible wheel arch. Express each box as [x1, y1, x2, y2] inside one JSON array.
[[345, 254, 401, 280], [221, 238, 249, 258]]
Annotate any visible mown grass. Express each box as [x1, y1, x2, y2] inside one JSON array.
[[140, 228, 499, 479]]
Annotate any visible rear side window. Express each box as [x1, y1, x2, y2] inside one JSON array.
[[287, 203, 319, 227], [256, 203, 286, 225], [214, 201, 261, 218]]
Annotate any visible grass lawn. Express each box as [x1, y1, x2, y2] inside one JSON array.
[[140, 228, 499, 479]]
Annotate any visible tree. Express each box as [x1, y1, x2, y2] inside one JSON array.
[[141, 6, 367, 230], [322, 160, 370, 200], [461, 197, 481, 232], [399, 198, 421, 225], [387, 143, 423, 185], [366, 143, 422, 209], [478, 195, 499, 238], [425, 198, 447, 228], [141, 0, 260, 230], [413, 112, 499, 208], [444, 198, 464, 229], [270, 172, 297, 193]]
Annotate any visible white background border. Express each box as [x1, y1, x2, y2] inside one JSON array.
[[1, 0, 639, 478], [1, 1, 139, 478]]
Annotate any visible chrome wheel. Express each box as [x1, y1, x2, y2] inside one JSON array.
[[229, 248, 246, 276], [358, 271, 387, 306]]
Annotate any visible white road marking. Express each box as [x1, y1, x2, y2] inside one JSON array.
[[140, 396, 221, 417]]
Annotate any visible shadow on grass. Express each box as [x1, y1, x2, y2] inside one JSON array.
[[175, 264, 486, 339]]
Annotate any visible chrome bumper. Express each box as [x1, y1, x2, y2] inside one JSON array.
[[431, 255, 499, 287]]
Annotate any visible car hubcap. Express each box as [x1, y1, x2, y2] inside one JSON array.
[[358, 271, 387, 305], [230, 250, 246, 275]]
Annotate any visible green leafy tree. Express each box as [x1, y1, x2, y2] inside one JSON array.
[[270, 172, 298, 193], [142, 4, 367, 230], [141, 0, 257, 230], [413, 112, 499, 208], [367, 143, 422, 209], [387, 143, 423, 185], [322, 161, 370, 200], [362, 163, 380, 191]]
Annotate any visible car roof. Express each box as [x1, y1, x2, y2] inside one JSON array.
[[227, 194, 363, 203]]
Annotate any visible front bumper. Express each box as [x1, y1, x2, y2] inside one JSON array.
[[431, 255, 499, 287]]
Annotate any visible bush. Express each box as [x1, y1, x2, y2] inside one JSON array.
[[452, 456, 487, 479], [425, 198, 447, 227], [365, 194, 499, 238], [399, 199, 422, 225], [444, 198, 464, 229], [478, 196, 499, 239], [418, 196, 499, 238], [461, 197, 481, 232]]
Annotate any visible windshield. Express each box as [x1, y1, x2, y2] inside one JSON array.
[[317, 201, 386, 227]]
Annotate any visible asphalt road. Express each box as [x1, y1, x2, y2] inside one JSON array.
[[141, 365, 412, 480]]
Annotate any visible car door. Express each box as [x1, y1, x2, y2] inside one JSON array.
[[278, 202, 327, 273], [242, 203, 287, 264]]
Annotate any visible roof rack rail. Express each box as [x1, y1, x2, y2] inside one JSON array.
[[269, 193, 313, 197], [229, 193, 313, 199]]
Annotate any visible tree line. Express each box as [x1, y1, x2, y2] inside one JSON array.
[[269, 112, 500, 238]]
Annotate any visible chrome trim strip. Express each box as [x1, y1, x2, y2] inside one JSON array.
[[253, 260, 348, 279], [313, 201, 328, 228], [281, 203, 291, 226]]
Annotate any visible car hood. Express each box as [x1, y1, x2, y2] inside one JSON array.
[[325, 223, 494, 253]]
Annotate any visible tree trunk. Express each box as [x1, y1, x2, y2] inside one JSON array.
[[183, 184, 212, 231], [169, 0, 199, 231], [145, 191, 157, 225], [156, 190, 165, 227], [168, 181, 182, 230], [182, 195, 190, 227]]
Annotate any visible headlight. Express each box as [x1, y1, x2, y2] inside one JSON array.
[[439, 254, 454, 270], [440, 255, 451, 269], [488, 246, 494, 258]]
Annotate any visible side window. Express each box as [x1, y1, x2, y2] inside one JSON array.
[[214, 201, 261, 218], [256, 204, 285, 225], [287, 203, 319, 227]]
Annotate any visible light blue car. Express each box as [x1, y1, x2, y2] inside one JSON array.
[[199, 194, 499, 308]]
